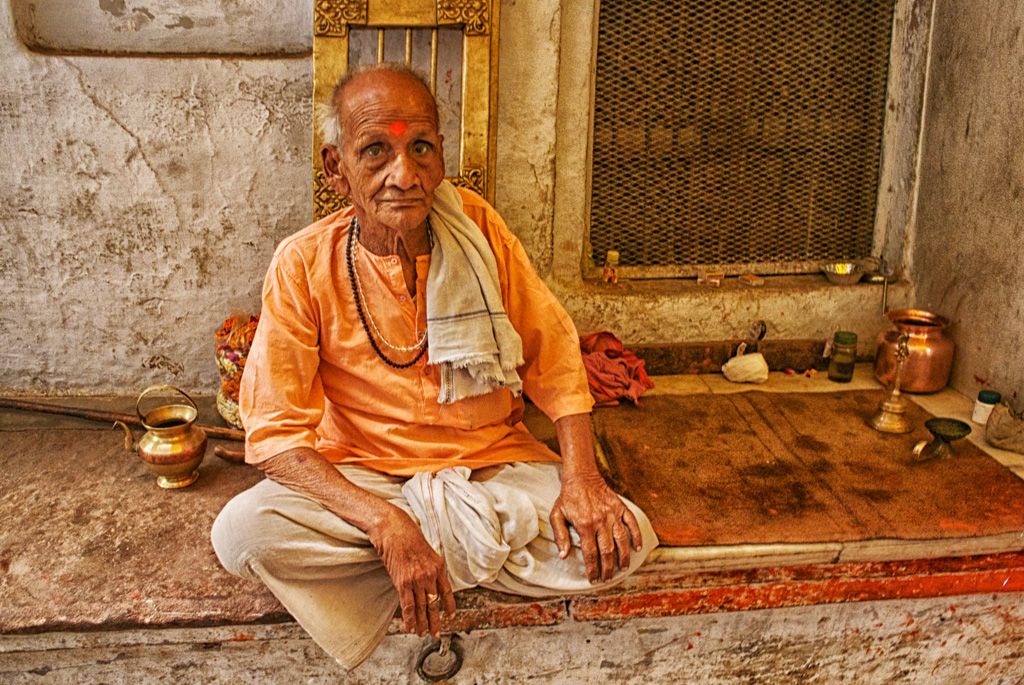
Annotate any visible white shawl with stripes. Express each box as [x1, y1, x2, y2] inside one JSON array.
[[426, 181, 524, 404]]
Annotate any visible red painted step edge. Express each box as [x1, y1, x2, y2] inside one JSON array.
[[571, 552, 1024, 621]]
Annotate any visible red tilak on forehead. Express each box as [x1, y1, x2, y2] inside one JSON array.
[[388, 121, 408, 136]]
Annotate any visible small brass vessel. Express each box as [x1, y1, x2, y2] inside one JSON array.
[[114, 385, 208, 488], [871, 334, 912, 434]]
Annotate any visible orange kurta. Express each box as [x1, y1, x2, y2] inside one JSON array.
[[240, 188, 594, 476]]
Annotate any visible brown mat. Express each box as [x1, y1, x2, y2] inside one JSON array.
[[595, 390, 1024, 547]]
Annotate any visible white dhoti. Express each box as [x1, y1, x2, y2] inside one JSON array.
[[211, 462, 658, 668]]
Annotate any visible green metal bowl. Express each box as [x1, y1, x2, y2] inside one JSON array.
[[924, 417, 972, 442]]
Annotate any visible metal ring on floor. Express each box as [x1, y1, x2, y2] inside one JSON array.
[[415, 634, 463, 682]]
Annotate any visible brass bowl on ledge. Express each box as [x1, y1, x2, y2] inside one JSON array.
[[822, 262, 865, 286]]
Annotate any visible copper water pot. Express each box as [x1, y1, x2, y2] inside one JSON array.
[[874, 309, 954, 393]]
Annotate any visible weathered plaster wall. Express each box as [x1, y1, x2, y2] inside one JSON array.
[[1, 0, 577, 396], [874, 0, 934, 277], [911, 0, 1024, 410], [493, 0, 559, 278], [0, 0, 931, 394], [0, 4, 311, 394]]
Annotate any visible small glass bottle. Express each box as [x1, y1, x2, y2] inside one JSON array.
[[828, 331, 858, 383], [972, 390, 1001, 424], [602, 250, 620, 285]]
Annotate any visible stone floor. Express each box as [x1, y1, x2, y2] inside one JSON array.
[[3, 366, 1024, 682], [3, 592, 1024, 684]]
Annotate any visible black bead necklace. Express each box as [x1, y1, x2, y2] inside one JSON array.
[[346, 217, 429, 369]]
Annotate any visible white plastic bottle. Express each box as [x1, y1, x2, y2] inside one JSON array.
[[972, 390, 1001, 425]]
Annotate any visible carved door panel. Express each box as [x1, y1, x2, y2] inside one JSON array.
[[312, 0, 499, 220]]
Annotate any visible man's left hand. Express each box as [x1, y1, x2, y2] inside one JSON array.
[[550, 472, 643, 583]]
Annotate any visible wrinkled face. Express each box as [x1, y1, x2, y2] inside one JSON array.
[[321, 71, 445, 239]]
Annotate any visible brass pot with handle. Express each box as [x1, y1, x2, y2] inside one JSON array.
[[114, 385, 208, 488]]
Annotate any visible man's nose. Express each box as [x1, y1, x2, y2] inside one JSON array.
[[386, 152, 420, 190]]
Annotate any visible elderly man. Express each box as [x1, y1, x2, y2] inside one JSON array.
[[211, 64, 657, 668]]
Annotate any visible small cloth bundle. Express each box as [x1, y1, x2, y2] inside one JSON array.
[[580, 331, 654, 407], [722, 352, 769, 384], [986, 403, 1024, 454], [214, 313, 259, 429]]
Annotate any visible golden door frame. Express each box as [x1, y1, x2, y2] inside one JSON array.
[[312, 0, 500, 221]]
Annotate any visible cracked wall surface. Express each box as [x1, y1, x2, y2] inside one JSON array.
[[0, 5, 311, 393], [0, 0, 564, 395], [911, 0, 1024, 409], [2, 0, 1018, 401]]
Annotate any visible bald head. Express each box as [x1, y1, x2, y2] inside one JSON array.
[[320, 63, 438, 149]]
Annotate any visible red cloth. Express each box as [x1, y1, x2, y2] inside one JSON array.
[[579, 332, 655, 407]]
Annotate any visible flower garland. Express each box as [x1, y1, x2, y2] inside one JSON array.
[[214, 313, 259, 429]]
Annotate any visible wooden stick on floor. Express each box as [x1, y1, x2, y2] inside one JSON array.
[[0, 397, 245, 442]]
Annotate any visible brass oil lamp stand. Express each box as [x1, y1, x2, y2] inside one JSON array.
[[913, 417, 972, 461], [871, 333, 912, 434]]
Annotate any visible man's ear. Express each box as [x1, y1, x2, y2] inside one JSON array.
[[320, 144, 350, 197], [437, 134, 445, 179]]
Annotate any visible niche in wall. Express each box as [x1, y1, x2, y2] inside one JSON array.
[[12, 0, 311, 56]]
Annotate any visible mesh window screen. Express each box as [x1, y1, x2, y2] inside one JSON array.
[[590, 1, 896, 275]]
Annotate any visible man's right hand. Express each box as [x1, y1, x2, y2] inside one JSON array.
[[257, 448, 457, 637], [368, 506, 456, 637]]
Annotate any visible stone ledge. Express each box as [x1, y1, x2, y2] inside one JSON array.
[[632, 339, 834, 376], [6, 595, 1023, 683], [4, 393, 1024, 639], [553, 278, 912, 355]]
